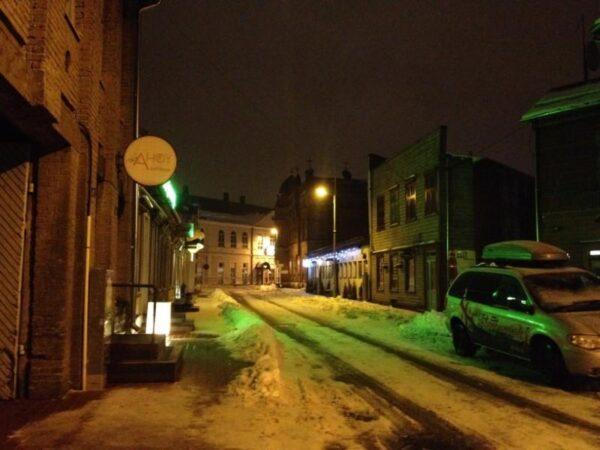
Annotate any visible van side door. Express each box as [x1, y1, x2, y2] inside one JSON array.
[[489, 275, 536, 356]]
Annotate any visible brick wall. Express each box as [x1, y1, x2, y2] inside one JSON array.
[[0, 0, 140, 398]]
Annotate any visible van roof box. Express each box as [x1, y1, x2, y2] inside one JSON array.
[[482, 240, 569, 264]]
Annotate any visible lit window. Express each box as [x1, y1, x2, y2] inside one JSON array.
[[376, 195, 385, 230], [257, 236, 263, 251], [425, 172, 437, 215], [389, 187, 399, 225], [218, 230, 225, 247], [405, 180, 417, 222]]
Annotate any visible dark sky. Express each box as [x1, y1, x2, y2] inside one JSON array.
[[140, 0, 598, 207]]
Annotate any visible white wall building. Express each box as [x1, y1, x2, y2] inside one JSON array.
[[183, 194, 276, 287]]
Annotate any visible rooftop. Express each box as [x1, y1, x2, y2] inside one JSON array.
[[522, 78, 600, 122]]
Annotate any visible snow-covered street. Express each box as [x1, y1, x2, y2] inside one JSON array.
[[7, 287, 600, 449]]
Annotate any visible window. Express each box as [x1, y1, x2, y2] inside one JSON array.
[[218, 230, 225, 247], [404, 252, 416, 293], [230, 231, 237, 248], [376, 255, 385, 291], [230, 263, 237, 283], [493, 276, 528, 308], [389, 187, 399, 225], [218, 262, 224, 284], [376, 195, 385, 230], [390, 252, 401, 292], [257, 236, 264, 251], [424, 172, 437, 215], [464, 273, 502, 304], [405, 180, 417, 222], [242, 232, 248, 248]]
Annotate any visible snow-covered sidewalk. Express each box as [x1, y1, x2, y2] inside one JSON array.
[[8, 289, 400, 449]]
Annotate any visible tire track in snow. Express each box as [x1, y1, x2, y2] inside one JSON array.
[[229, 291, 492, 450], [258, 294, 600, 437]]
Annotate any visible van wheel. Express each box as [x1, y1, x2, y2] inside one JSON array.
[[531, 338, 569, 386], [451, 321, 478, 357]]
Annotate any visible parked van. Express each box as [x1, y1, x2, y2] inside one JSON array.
[[445, 241, 600, 383]]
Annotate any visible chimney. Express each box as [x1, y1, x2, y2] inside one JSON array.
[[240, 195, 246, 204], [223, 192, 229, 202]]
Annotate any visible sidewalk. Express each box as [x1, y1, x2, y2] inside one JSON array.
[[1, 292, 249, 449]]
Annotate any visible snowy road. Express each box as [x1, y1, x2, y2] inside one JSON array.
[[9, 288, 600, 449], [230, 288, 600, 450]]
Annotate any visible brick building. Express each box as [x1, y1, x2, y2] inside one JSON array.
[[0, 1, 149, 399], [522, 79, 600, 275], [369, 127, 535, 310], [274, 168, 368, 287], [181, 193, 277, 286]]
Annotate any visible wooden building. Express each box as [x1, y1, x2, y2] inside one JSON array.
[[369, 127, 535, 310]]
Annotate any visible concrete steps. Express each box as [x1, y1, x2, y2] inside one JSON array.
[[107, 334, 183, 384]]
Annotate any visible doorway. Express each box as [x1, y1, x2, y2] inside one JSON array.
[[425, 251, 438, 311]]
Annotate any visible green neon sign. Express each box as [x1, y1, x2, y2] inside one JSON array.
[[161, 180, 177, 209]]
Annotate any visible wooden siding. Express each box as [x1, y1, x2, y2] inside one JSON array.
[[370, 129, 444, 307], [0, 149, 29, 399]]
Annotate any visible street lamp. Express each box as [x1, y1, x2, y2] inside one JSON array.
[[314, 181, 337, 296]]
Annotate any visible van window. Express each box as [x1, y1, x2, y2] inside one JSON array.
[[448, 272, 471, 298], [492, 276, 528, 308], [449, 272, 501, 304], [464, 272, 502, 305]]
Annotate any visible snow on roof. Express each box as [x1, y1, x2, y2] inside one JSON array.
[[482, 240, 569, 262], [522, 78, 600, 122]]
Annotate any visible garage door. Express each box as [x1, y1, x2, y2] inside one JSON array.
[[0, 147, 29, 399]]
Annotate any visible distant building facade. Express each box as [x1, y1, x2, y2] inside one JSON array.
[[0, 1, 149, 399], [523, 80, 600, 275], [369, 127, 535, 311], [274, 168, 368, 287], [304, 238, 370, 300], [182, 194, 276, 286]]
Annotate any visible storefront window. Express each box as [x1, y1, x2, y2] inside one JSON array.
[[390, 252, 401, 292], [404, 253, 416, 293], [376, 255, 385, 291]]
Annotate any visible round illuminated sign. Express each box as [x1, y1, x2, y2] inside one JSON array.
[[124, 136, 177, 186]]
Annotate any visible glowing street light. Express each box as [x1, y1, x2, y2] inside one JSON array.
[[314, 185, 329, 199], [314, 181, 338, 296], [270, 227, 278, 236]]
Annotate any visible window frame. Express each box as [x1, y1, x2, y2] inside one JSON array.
[[230, 231, 237, 248], [218, 230, 225, 248], [424, 171, 438, 216], [242, 232, 249, 248], [376, 195, 385, 231], [404, 252, 416, 293], [389, 186, 400, 225], [405, 179, 417, 222], [390, 252, 401, 292], [376, 254, 385, 291]]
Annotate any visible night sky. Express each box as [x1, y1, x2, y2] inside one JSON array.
[[140, 0, 598, 207]]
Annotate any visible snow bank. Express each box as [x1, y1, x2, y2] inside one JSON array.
[[258, 283, 277, 291], [215, 291, 285, 400], [397, 310, 451, 346]]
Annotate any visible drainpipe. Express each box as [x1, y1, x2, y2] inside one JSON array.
[[80, 125, 93, 390], [367, 163, 373, 301]]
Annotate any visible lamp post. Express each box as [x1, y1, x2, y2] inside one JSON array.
[[314, 179, 337, 296]]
